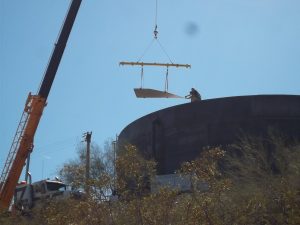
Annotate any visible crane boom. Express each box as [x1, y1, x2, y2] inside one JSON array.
[[0, 0, 82, 210], [39, 0, 82, 100]]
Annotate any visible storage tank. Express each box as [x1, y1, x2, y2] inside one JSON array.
[[118, 95, 300, 175]]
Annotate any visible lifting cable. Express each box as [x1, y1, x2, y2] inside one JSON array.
[[140, 66, 144, 89], [137, 0, 174, 64], [154, 0, 158, 39], [164, 66, 169, 92], [120, 0, 191, 96], [137, 39, 155, 63]]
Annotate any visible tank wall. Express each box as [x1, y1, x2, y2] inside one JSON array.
[[119, 95, 300, 174]]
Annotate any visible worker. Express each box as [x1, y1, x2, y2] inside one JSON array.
[[185, 88, 201, 102]]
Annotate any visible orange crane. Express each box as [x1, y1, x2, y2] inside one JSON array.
[[0, 0, 82, 210]]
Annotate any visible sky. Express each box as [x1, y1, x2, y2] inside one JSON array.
[[0, 0, 299, 182]]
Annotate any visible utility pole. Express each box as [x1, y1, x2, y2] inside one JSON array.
[[83, 131, 92, 195], [112, 135, 118, 195]]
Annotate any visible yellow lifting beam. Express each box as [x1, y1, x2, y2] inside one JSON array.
[[119, 61, 191, 69]]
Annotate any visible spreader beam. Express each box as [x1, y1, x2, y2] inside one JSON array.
[[119, 61, 191, 69]]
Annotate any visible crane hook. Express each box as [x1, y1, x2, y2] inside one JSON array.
[[154, 25, 158, 39]]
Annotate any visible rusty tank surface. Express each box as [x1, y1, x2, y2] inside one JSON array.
[[118, 95, 300, 175]]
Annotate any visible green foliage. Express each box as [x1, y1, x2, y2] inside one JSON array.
[[116, 144, 156, 198], [2, 135, 299, 225], [58, 141, 115, 200]]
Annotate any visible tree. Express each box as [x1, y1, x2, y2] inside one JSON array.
[[2, 133, 299, 224], [115, 144, 156, 198], [221, 133, 300, 225], [58, 140, 115, 200]]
